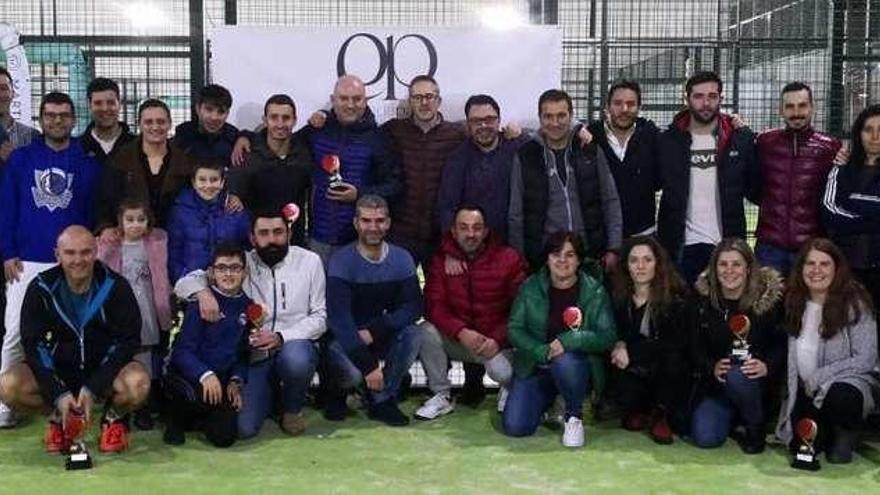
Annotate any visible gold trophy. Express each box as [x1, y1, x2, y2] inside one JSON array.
[[728, 313, 751, 364], [791, 418, 821, 471], [64, 408, 93, 470]]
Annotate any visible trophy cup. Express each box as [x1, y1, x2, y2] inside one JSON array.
[[728, 313, 751, 364], [563, 307, 583, 331], [64, 408, 93, 470], [246, 303, 270, 363], [281, 203, 300, 225], [791, 418, 821, 471], [321, 154, 344, 190]]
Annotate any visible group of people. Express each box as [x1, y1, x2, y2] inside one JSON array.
[[0, 63, 877, 468]]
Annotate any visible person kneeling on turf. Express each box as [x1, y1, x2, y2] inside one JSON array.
[[0, 226, 148, 454], [164, 243, 251, 447]]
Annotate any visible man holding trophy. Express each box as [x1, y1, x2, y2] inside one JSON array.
[[0, 226, 148, 461]]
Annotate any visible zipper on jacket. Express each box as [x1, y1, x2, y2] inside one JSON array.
[[271, 269, 278, 332]]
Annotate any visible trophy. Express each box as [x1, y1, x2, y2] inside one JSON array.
[[245, 303, 270, 363], [563, 307, 583, 331], [728, 313, 751, 364], [281, 203, 300, 225], [321, 154, 344, 190], [791, 418, 821, 471], [64, 408, 93, 470]]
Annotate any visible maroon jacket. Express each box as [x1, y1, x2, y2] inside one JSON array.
[[384, 116, 466, 244], [424, 233, 528, 348], [755, 127, 841, 250]]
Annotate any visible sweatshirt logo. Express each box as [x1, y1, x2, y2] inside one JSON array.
[[32, 168, 74, 211]]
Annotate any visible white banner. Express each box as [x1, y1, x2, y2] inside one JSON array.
[[208, 26, 562, 130]]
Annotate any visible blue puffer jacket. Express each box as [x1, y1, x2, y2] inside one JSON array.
[[308, 108, 401, 245], [166, 187, 251, 283]]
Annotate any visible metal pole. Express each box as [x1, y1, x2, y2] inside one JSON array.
[[829, 0, 846, 136], [225, 0, 238, 25], [189, 0, 205, 121]]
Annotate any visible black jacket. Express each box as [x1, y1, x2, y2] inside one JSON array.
[[588, 118, 660, 237], [79, 121, 135, 166], [172, 120, 239, 166], [21, 263, 141, 405], [657, 112, 758, 255]]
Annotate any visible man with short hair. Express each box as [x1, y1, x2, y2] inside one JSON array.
[[0, 66, 40, 165], [229, 94, 313, 246], [509, 89, 623, 272], [754, 82, 841, 274], [80, 77, 134, 165], [173, 84, 240, 165], [0, 226, 148, 454], [587, 80, 661, 238], [0, 92, 100, 427], [174, 211, 326, 438], [383, 75, 466, 266], [307, 75, 401, 265], [324, 195, 422, 426], [415, 205, 527, 420], [657, 71, 758, 285], [437, 94, 528, 243]]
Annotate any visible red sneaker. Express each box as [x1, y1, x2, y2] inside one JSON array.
[[622, 411, 649, 431], [99, 420, 130, 453], [45, 422, 70, 454], [649, 415, 674, 445]]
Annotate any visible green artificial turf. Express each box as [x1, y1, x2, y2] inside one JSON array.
[[1, 396, 878, 495]]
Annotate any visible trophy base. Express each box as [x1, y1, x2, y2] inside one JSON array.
[[791, 454, 820, 471], [65, 443, 94, 470]]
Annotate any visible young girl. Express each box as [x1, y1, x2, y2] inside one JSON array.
[[97, 197, 173, 429]]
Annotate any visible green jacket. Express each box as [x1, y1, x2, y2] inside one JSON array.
[[508, 267, 617, 394]]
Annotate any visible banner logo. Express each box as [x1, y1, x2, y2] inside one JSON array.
[[336, 33, 438, 100]]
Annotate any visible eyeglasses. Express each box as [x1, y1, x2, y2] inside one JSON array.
[[467, 115, 499, 127], [42, 112, 73, 121], [410, 93, 438, 103], [212, 264, 244, 274]]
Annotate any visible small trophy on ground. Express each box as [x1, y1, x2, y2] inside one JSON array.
[[246, 303, 270, 363], [321, 154, 344, 190], [728, 313, 751, 364], [64, 408, 93, 470], [791, 418, 821, 471], [563, 307, 583, 332]]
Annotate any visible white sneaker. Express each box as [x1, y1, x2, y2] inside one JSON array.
[[496, 387, 509, 413], [562, 416, 584, 448], [414, 392, 454, 420], [0, 401, 18, 429]]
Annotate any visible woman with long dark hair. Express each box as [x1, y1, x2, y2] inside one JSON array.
[[689, 238, 786, 454], [776, 238, 879, 464], [822, 104, 880, 315], [608, 236, 690, 444], [503, 231, 616, 448]]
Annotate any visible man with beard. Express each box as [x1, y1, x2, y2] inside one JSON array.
[[657, 71, 758, 285], [415, 206, 527, 420], [1, 93, 100, 428], [228, 94, 313, 246], [587, 80, 661, 238], [174, 211, 326, 438], [509, 89, 623, 272], [753, 82, 841, 274], [324, 195, 422, 426], [79, 78, 134, 165]]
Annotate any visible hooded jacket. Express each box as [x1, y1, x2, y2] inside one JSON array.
[[21, 262, 140, 405], [657, 111, 758, 255]]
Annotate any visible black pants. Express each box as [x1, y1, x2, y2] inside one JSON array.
[[164, 373, 238, 448], [791, 382, 864, 451], [607, 355, 692, 433]]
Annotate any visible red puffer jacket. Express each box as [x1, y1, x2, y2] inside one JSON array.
[[755, 127, 840, 250], [424, 233, 528, 348]]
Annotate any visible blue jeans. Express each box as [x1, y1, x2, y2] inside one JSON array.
[[754, 241, 797, 276], [690, 365, 764, 448], [237, 339, 318, 439], [502, 352, 591, 437], [676, 243, 715, 287], [324, 324, 420, 404]]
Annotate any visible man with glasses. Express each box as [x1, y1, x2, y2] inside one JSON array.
[[174, 211, 326, 439], [0, 92, 101, 428]]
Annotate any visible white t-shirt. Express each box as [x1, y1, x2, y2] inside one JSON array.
[[685, 133, 722, 245], [90, 128, 119, 155], [796, 300, 823, 387]]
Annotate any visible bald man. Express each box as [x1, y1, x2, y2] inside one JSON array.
[[306, 75, 402, 265], [0, 226, 147, 454]]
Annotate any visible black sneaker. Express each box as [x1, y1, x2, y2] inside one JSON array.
[[736, 426, 766, 455], [322, 395, 349, 422], [133, 408, 154, 431], [827, 427, 856, 464], [163, 423, 185, 446], [368, 400, 410, 427]]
